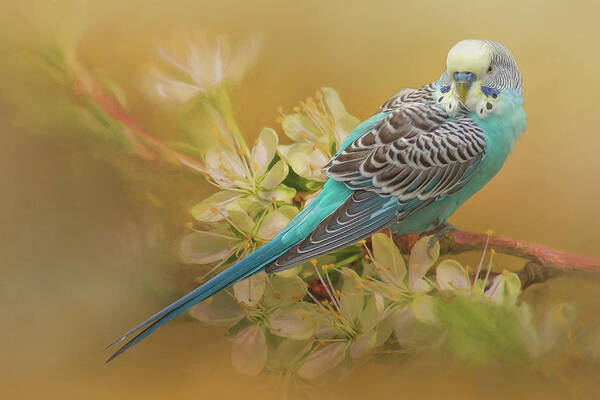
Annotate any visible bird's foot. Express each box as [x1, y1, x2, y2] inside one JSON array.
[[424, 223, 459, 258]]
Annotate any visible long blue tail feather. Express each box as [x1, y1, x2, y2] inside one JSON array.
[[105, 237, 289, 362], [105, 182, 353, 362]]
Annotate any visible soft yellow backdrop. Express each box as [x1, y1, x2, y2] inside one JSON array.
[[1, 1, 599, 399]]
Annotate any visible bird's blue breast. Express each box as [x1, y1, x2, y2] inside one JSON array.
[[395, 91, 526, 234]]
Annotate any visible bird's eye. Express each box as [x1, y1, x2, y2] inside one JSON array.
[[487, 65, 493, 73]]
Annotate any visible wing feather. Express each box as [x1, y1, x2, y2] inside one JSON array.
[[266, 86, 486, 273]]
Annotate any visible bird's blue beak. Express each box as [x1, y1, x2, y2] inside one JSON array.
[[453, 72, 476, 103]]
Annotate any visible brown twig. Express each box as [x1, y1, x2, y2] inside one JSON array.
[[393, 231, 600, 276]]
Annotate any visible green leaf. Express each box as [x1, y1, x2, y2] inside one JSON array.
[[435, 295, 529, 363], [282, 168, 324, 192]]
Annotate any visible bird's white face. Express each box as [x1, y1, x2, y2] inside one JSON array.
[[436, 39, 522, 119]]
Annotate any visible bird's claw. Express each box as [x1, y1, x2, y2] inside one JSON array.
[[425, 223, 458, 258], [426, 236, 438, 259]]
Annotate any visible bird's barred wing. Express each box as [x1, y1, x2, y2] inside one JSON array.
[[327, 102, 486, 201], [266, 101, 486, 272]]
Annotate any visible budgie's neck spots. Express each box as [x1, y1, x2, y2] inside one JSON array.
[[465, 81, 499, 119], [434, 80, 500, 119]]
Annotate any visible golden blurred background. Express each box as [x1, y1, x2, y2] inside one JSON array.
[[1, 0, 599, 399]]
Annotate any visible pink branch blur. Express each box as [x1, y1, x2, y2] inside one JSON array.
[[68, 59, 207, 174]]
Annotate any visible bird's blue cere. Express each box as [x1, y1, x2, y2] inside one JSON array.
[[453, 71, 476, 82]]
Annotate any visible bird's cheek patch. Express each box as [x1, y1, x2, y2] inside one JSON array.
[[466, 83, 498, 119], [435, 84, 461, 116]]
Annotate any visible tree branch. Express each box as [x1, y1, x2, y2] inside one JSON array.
[[393, 230, 600, 280]]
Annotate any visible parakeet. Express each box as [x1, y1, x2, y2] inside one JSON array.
[[106, 39, 526, 361]]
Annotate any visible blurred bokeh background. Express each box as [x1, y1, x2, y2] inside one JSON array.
[[1, 0, 599, 399]]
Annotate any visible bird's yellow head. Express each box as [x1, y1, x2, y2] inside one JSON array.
[[436, 39, 522, 118]]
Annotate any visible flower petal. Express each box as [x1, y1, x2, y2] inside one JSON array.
[[297, 342, 346, 381], [227, 209, 255, 234], [266, 339, 313, 372], [233, 271, 267, 306], [436, 259, 471, 291], [143, 67, 201, 103], [357, 294, 381, 330], [179, 231, 233, 264], [537, 303, 576, 354], [257, 205, 298, 241], [231, 324, 267, 376], [339, 289, 364, 324], [393, 305, 417, 346], [226, 35, 260, 86], [408, 235, 439, 293], [409, 295, 438, 325], [320, 87, 360, 148], [190, 190, 242, 222], [484, 272, 522, 306], [188, 291, 244, 326], [371, 233, 407, 286], [264, 275, 307, 306], [349, 330, 377, 359], [268, 305, 316, 340], [273, 265, 301, 278], [251, 127, 278, 176], [321, 87, 353, 123], [281, 114, 318, 142], [155, 33, 258, 96], [260, 159, 288, 190], [279, 143, 329, 182], [258, 184, 296, 203], [205, 147, 248, 179], [375, 314, 395, 347]]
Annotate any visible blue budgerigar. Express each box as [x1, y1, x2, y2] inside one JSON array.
[[106, 39, 526, 361]]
